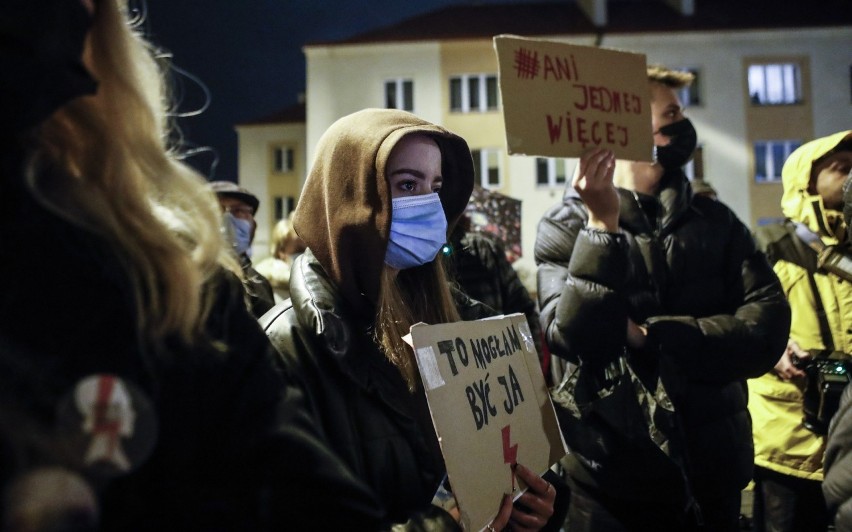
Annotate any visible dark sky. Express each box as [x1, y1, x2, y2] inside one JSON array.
[[144, 0, 521, 181]]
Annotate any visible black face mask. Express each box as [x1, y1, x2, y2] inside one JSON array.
[[654, 118, 698, 170], [0, 0, 98, 136]]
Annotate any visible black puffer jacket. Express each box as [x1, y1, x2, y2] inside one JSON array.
[[535, 170, 790, 501], [262, 250, 493, 529]]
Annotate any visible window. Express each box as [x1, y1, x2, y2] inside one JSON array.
[[274, 196, 296, 221], [273, 146, 294, 173], [472, 149, 501, 188], [449, 74, 500, 113], [674, 67, 701, 107], [535, 158, 570, 187], [754, 140, 801, 183], [385, 79, 413, 112], [748, 63, 802, 105]]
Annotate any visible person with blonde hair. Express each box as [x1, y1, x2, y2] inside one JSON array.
[[0, 1, 392, 529], [262, 108, 560, 531], [535, 64, 790, 530], [255, 212, 307, 303]]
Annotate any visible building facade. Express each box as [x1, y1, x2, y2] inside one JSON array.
[[240, 0, 852, 290]]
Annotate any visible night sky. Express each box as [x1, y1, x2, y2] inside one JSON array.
[[144, 0, 537, 182]]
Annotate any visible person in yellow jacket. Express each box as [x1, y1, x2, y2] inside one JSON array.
[[749, 130, 852, 531]]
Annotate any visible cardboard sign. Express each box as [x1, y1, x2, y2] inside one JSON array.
[[408, 314, 567, 531], [494, 35, 653, 162]]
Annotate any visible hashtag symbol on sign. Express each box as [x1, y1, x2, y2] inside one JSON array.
[[513, 48, 540, 80]]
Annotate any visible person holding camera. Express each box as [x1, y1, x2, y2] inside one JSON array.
[[750, 131, 852, 532]]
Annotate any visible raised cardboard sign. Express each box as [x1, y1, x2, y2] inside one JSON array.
[[494, 35, 653, 162], [408, 313, 567, 531]]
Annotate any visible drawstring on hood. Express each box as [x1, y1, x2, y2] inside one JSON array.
[[781, 130, 852, 241], [292, 109, 474, 315]]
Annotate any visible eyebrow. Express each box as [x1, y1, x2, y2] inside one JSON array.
[[389, 168, 443, 182]]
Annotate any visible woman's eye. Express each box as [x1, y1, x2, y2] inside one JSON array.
[[401, 181, 416, 192]]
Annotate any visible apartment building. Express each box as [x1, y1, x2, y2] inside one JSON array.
[[239, 0, 852, 289]]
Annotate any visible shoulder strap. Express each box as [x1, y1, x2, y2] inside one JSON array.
[[789, 224, 836, 351], [754, 223, 834, 351], [754, 222, 818, 272]]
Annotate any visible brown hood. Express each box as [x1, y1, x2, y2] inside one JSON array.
[[292, 108, 474, 314]]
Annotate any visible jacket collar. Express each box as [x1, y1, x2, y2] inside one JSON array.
[[289, 249, 375, 389]]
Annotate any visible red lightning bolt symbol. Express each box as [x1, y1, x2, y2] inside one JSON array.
[[502, 425, 518, 491]]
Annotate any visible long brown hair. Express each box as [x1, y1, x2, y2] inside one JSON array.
[[374, 255, 460, 390]]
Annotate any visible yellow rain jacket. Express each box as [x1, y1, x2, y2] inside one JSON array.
[[749, 130, 852, 480]]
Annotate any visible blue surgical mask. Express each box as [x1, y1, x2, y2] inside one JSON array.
[[385, 193, 447, 270], [224, 212, 253, 256]]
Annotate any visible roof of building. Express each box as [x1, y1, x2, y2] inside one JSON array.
[[306, 0, 852, 46], [236, 101, 306, 126]]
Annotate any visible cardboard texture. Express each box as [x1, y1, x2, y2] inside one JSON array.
[[494, 35, 653, 162], [409, 313, 567, 531]]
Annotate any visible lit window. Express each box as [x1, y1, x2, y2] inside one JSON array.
[[472, 149, 502, 188], [274, 146, 294, 173], [754, 140, 802, 182], [385, 79, 413, 112], [748, 63, 802, 105], [535, 158, 570, 187], [449, 74, 500, 113]]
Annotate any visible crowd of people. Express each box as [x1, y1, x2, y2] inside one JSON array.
[[1, 1, 850, 531]]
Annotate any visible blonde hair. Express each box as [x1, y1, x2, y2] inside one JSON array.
[[271, 213, 306, 260], [30, 0, 237, 346], [647, 64, 694, 90], [375, 257, 460, 390]]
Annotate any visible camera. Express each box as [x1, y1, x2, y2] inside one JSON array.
[[792, 351, 851, 435]]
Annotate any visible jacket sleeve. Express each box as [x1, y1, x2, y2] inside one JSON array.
[[535, 202, 630, 372], [644, 216, 791, 383]]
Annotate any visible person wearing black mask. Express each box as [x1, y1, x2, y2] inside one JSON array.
[[535, 64, 790, 530]]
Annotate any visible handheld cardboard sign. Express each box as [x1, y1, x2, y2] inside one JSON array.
[[408, 313, 567, 531], [494, 35, 653, 162]]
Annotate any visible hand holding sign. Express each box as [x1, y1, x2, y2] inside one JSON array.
[[409, 314, 566, 531], [575, 147, 619, 231], [507, 464, 557, 532]]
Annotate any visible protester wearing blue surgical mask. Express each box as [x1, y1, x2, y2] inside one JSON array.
[[260, 109, 562, 531], [209, 181, 275, 318], [384, 134, 448, 270]]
